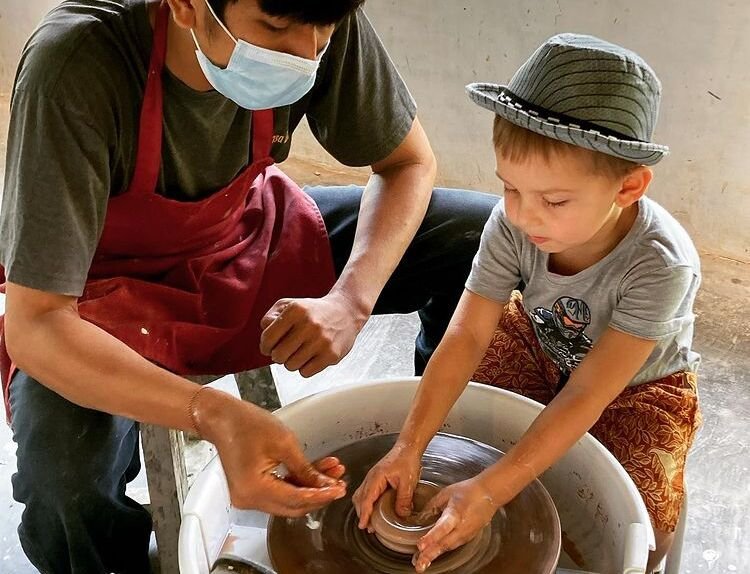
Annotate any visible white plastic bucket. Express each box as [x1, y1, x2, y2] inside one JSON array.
[[179, 378, 654, 573]]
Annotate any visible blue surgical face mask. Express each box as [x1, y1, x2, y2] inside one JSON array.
[[191, 0, 327, 110]]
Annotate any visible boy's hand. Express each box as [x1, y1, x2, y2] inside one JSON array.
[[412, 476, 500, 573], [352, 442, 422, 529]]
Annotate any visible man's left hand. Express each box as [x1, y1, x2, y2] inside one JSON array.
[[412, 476, 501, 573], [260, 292, 368, 377]]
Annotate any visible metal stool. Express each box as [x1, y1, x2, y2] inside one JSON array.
[[142, 366, 279, 574]]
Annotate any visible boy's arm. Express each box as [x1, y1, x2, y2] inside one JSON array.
[[478, 327, 656, 501], [396, 289, 507, 455], [353, 289, 506, 526], [414, 327, 656, 570]]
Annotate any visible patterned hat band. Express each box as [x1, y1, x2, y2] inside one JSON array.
[[497, 89, 642, 143]]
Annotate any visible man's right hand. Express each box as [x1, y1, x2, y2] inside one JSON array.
[[352, 442, 422, 530], [195, 387, 347, 517]]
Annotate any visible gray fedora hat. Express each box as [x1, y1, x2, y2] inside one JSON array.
[[466, 33, 669, 165]]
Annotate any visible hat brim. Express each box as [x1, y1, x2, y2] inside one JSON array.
[[466, 83, 669, 166]]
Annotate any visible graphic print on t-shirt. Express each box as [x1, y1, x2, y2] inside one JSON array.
[[528, 296, 593, 373]]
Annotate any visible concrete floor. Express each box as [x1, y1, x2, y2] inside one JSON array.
[[0, 92, 749, 573]]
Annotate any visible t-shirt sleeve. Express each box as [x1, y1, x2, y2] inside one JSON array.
[[0, 84, 110, 296], [303, 8, 417, 167], [610, 264, 698, 340], [465, 201, 521, 302]]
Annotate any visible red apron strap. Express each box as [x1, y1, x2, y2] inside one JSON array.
[[252, 109, 275, 162], [128, 1, 170, 195]]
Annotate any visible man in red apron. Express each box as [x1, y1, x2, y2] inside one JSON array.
[[0, 0, 497, 572]]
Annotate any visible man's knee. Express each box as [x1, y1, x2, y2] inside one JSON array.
[[427, 188, 498, 251], [10, 371, 138, 508], [305, 184, 364, 223], [13, 434, 107, 511]]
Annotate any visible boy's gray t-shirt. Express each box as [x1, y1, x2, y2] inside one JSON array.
[[0, 0, 416, 297], [466, 197, 701, 386]]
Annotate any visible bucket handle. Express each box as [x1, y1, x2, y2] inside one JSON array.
[[622, 522, 649, 573]]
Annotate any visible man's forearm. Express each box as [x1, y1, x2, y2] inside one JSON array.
[[6, 294, 348, 516], [7, 305, 204, 431], [332, 160, 434, 313], [331, 116, 436, 315]]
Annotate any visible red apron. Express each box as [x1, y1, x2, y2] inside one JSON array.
[[1, 2, 336, 422]]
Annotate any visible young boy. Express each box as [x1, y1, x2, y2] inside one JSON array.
[[353, 33, 702, 573]]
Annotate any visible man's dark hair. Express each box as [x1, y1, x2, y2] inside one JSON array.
[[208, 0, 366, 25]]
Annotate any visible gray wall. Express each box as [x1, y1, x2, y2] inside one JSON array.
[[2, 0, 749, 261], [296, 1, 750, 263], [0, 0, 59, 87]]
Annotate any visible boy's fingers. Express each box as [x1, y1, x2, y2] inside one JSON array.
[[416, 490, 447, 524], [394, 478, 416, 517], [353, 483, 375, 527], [354, 476, 385, 528], [351, 477, 366, 513], [415, 526, 468, 571], [417, 506, 457, 553], [260, 299, 290, 330]]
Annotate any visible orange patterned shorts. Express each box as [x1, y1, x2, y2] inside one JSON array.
[[472, 292, 702, 532]]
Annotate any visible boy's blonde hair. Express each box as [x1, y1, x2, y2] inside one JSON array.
[[493, 116, 640, 179]]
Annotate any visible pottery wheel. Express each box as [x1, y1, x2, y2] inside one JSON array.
[[267, 433, 561, 574]]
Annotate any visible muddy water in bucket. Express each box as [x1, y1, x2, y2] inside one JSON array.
[[267, 433, 561, 574]]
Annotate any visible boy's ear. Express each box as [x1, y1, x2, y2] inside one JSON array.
[[615, 166, 653, 208]]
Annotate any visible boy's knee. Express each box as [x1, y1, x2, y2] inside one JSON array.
[[647, 528, 675, 572]]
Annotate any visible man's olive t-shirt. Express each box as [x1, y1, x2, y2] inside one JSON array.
[[0, 0, 416, 296]]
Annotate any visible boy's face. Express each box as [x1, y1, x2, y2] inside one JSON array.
[[495, 148, 630, 255]]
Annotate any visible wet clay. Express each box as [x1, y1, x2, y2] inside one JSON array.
[[370, 481, 440, 553], [267, 433, 561, 574], [561, 530, 587, 570], [367, 480, 491, 572]]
